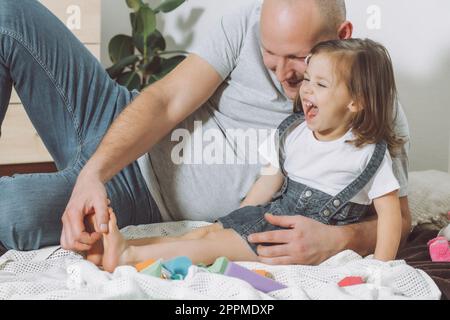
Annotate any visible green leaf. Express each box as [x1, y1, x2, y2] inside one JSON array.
[[117, 71, 142, 91], [106, 55, 140, 78], [108, 35, 134, 64], [133, 30, 166, 55], [157, 55, 186, 78], [136, 6, 156, 39], [126, 0, 143, 12], [155, 0, 186, 13], [145, 73, 163, 87], [148, 30, 166, 52]]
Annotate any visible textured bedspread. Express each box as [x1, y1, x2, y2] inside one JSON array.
[[0, 221, 443, 300]]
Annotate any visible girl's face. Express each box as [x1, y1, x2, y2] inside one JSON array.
[[299, 53, 360, 141]]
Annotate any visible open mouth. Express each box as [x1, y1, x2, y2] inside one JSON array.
[[303, 99, 319, 120], [285, 78, 302, 88]]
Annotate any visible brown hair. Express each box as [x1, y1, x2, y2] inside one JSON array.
[[295, 38, 405, 155]]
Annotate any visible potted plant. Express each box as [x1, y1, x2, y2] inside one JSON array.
[[107, 0, 188, 91]]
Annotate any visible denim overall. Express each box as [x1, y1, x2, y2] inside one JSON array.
[[218, 112, 387, 253]]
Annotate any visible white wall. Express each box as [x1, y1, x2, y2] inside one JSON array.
[[101, 0, 450, 173]]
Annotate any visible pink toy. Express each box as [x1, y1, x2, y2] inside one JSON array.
[[427, 237, 450, 262], [338, 276, 365, 287]]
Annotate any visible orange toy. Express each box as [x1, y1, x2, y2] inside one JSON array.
[[135, 258, 156, 272], [252, 269, 274, 279]]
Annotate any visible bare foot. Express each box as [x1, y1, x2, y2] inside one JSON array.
[[85, 213, 104, 266], [101, 209, 130, 273]]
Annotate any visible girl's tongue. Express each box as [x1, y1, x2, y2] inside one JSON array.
[[305, 102, 319, 121]]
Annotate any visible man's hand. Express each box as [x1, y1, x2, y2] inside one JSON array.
[[247, 213, 348, 265], [60, 171, 110, 252]]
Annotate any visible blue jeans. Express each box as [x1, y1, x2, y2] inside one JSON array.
[[0, 0, 161, 250]]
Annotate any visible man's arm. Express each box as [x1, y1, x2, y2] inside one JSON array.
[[61, 54, 223, 251], [83, 54, 223, 183], [248, 196, 412, 265]]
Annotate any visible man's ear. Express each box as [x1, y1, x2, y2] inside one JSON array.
[[338, 21, 353, 40]]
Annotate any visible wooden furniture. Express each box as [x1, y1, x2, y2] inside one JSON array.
[[0, 0, 101, 175]]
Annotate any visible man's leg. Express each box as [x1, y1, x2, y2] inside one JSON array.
[[0, 0, 161, 250]]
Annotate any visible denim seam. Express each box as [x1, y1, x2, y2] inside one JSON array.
[[0, 27, 82, 145], [241, 215, 267, 236]]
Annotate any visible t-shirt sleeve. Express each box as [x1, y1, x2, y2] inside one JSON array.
[[365, 151, 401, 200], [190, 3, 254, 80], [391, 100, 410, 197], [258, 129, 280, 170]]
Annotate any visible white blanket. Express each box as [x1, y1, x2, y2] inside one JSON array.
[[0, 221, 441, 300]]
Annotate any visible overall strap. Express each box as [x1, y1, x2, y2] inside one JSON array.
[[318, 141, 388, 222], [276, 112, 305, 175]]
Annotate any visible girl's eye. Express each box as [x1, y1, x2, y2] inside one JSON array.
[[303, 78, 310, 82], [317, 83, 327, 88]]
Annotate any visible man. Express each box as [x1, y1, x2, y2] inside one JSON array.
[[0, 0, 411, 265]]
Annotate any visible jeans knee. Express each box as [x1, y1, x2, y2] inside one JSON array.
[[0, 0, 27, 19]]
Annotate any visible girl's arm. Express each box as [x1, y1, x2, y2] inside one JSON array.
[[373, 190, 403, 261], [240, 165, 284, 208]]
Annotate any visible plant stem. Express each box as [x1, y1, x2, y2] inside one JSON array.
[[143, 36, 148, 64]]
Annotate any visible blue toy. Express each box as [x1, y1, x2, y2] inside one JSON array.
[[162, 256, 193, 280]]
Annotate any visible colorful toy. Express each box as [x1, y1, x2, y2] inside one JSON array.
[[135, 255, 287, 292], [207, 256, 229, 274], [137, 257, 193, 280], [427, 211, 450, 262], [252, 269, 274, 280], [338, 276, 366, 287], [140, 259, 163, 278], [427, 237, 450, 262], [135, 258, 156, 272], [208, 257, 286, 293], [162, 256, 193, 280]]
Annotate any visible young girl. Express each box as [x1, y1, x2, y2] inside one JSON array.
[[88, 38, 405, 272]]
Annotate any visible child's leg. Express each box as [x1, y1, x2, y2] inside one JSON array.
[[126, 223, 224, 246], [102, 211, 258, 272], [85, 210, 221, 265]]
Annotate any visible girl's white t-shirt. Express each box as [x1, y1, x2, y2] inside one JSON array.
[[259, 122, 400, 205]]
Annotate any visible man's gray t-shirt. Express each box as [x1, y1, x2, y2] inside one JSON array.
[[138, 1, 410, 222]]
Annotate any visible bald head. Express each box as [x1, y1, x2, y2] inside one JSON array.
[[260, 0, 351, 99], [263, 0, 347, 37], [316, 0, 347, 35]]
